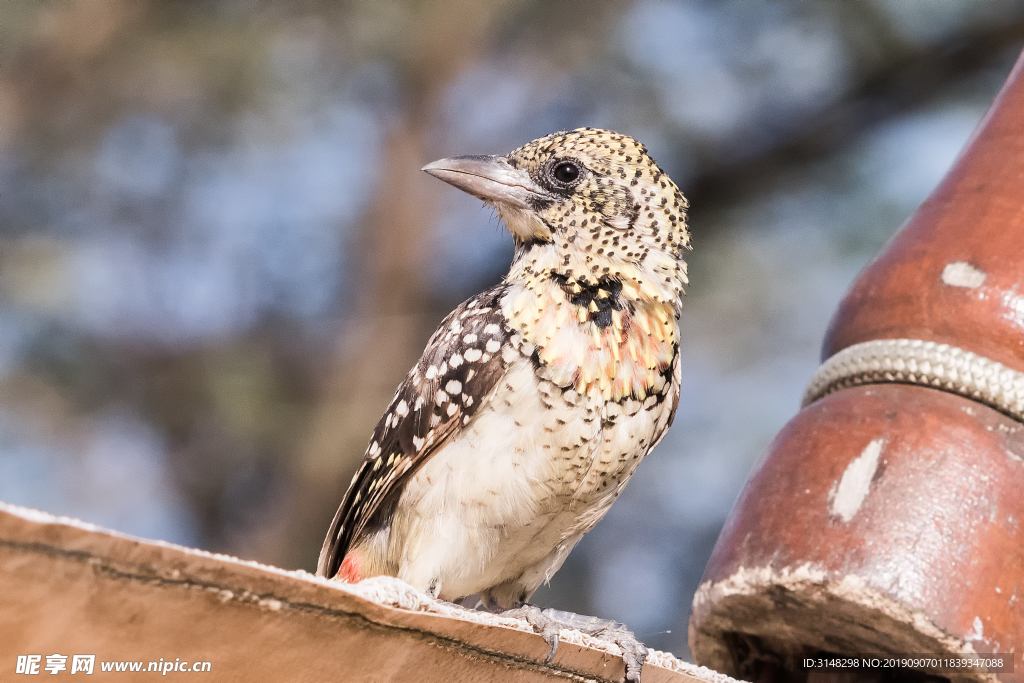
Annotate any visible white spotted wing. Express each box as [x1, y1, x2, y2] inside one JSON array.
[[317, 285, 512, 578]]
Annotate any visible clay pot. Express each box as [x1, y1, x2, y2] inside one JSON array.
[[689, 50, 1024, 683]]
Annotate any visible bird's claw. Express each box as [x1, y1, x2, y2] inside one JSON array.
[[501, 605, 561, 662], [501, 605, 647, 682]]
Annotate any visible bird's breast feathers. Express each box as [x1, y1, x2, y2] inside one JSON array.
[[501, 276, 678, 404]]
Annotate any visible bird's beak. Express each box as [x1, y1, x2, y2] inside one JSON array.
[[421, 155, 548, 210]]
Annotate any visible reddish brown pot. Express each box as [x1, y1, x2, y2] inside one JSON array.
[[689, 50, 1024, 683]]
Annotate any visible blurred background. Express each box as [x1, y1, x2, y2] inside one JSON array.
[[1, 0, 1023, 659]]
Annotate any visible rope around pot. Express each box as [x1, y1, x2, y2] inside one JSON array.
[[803, 338, 1024, 424]]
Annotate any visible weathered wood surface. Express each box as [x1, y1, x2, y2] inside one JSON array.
[[0, 503, 734, 683]]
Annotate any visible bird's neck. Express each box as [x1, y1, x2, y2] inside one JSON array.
[[508, 239, 686, 302]]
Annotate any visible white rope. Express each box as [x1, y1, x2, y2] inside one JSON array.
[[803, 338, 1024, 423]]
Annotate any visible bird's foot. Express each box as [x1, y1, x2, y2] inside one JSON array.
[[501, 605, 648, 683]]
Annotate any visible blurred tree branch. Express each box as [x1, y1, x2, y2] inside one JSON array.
[[682, 16, 1024, 210]]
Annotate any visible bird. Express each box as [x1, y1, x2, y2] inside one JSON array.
[[317, 127, 690, 681]]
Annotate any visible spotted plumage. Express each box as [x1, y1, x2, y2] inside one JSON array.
[[319, 286, 511, 580], [318, 128, 690, 615]]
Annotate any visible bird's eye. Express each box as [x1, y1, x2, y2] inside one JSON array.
[[552, 161, 581, 184]]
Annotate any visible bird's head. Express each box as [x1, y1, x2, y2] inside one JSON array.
[[423, 128, 690, 303]]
